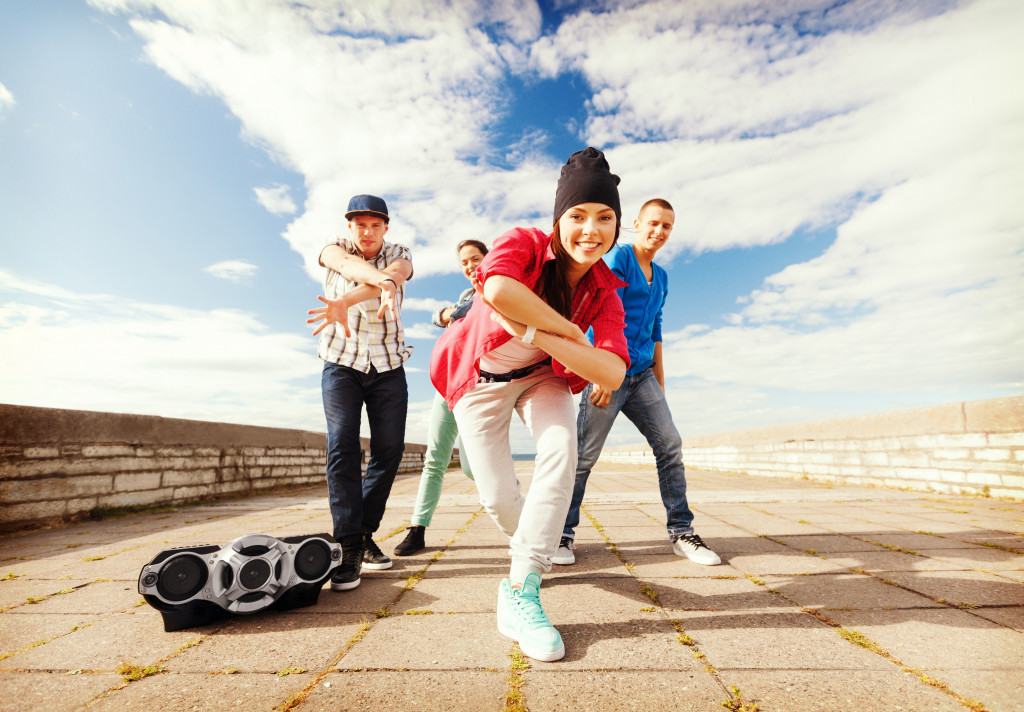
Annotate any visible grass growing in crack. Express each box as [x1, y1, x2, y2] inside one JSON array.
[[210, 668, 238, 675], [117, 661, 164, 682], [938, 598, 978, 609], [668, 619, 697, 648], [176, 637, 203, 652], [277, 667, 307, 677], [373, 609, 391, 618], [404, 609, 433, 615], [1, 572, 21, 580], [0, 634, 63, 661], [504, 647, 530, 712], [639, 584, 659, 603], [720, 685, 759, 711], [837, 627, 885, 654], [383, 524, 407, 540]]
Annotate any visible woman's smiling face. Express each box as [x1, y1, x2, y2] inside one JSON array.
[[557, 202, 617, 268], [459, 244, 485, 282]]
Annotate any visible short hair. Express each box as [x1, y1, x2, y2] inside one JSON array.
[[639, 198, 674, 215], [457, 239, 489, 256]]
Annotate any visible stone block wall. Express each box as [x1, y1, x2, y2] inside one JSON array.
[[601, 396, 1024, 499], [0, 404, 431, 531]]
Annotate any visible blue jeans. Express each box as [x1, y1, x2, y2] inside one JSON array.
[[563, 366, 693, 540], [322, 361, 408, 540]]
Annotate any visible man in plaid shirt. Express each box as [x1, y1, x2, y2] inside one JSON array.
[[307, 194, 413, 592]]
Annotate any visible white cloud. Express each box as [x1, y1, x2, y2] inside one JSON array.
[[403, 321, 442, 341], [204, 259, 258, 282], [86, 0, 553, 282], [403, 296, 450, 314], [0, 268, 323, 430], [0, 81, 14, 115], [253, 183, 297, 215]]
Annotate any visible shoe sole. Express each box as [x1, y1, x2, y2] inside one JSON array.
[[393, 547, 424, 557], [550, 555, 575, 566], [330, 578, 360, 591], [672, 547, 722, 566], [497, 621, 565, 662], [362, 560, 393, 570]]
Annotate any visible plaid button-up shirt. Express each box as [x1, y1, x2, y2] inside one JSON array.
[[317, 237, 413, 373], [430, 227, 628, 408]]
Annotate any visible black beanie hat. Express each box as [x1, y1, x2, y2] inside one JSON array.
[[552, 147, 621, 226]]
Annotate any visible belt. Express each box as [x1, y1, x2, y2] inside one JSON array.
[[478, 358, 551, 384]]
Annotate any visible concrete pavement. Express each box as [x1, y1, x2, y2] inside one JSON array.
[[1, 462, 1022, 711]]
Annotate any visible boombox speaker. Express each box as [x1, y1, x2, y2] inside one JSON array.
[[138, 532, 341, 631]]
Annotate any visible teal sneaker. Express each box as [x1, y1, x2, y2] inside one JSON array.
[[496, 572, 565, 662]]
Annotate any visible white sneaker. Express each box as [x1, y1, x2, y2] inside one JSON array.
[[551, 536, 575, 566], [671, 533, 721, 565]]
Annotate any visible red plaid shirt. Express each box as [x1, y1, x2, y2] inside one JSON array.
[[430, 227, 629, 408]]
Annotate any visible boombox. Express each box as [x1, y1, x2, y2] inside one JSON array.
[[138, 532, 341, 631]]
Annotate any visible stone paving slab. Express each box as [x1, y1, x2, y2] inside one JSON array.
[[164, 612, 367, 674], [758, 572, 945, 610], [0, 462, 1021, 711], [521, 670, 724, 711], [301, 671, 508, 711], [84, 671, 311, 711], [0, 671, 121, 712], [723, 669, 967, 712]]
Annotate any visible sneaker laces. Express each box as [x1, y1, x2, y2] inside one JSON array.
[[673, 533, 708, 549], [364, 535, 385, 559], [511, 585, 551, 626], [558, 536, 573, 550], [340, 542, 362, 567]]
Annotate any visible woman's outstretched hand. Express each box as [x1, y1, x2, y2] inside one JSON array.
[[306, 295, 351, 337]]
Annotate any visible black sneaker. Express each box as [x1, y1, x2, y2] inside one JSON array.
[[671, 532, 722, 566], [551, 536, 575, 565], [331, 534, 363, 591], [363, 532, 393, 570], [393, 525, 426, 556]]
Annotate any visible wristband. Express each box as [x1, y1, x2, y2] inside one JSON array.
[[522, 325, 537, 344], [378, 278, 397, 289]]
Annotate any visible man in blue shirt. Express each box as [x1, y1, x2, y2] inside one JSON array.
[[552, 198, 721, 566]]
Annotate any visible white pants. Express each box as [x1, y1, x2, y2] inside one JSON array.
[[453, 367, 578, 584]]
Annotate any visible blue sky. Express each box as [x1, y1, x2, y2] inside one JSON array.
[[1, 0, 1021, 452]]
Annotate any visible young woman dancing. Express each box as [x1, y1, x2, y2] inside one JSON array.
[[430, 147, 629, 661]]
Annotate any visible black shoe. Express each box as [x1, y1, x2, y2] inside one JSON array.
[[331, 534, 363, 591], [362, 532, 393, 570], [393, 525, 426, 556]]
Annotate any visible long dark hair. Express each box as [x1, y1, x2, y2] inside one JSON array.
[[537, 220, 620, 318]]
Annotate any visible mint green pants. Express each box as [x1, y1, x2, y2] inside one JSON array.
[[411, 392, 474, 527]]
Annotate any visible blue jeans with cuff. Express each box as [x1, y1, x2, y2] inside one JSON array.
[[562, 366, 693, 540], [322, 361, 407, 541]]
